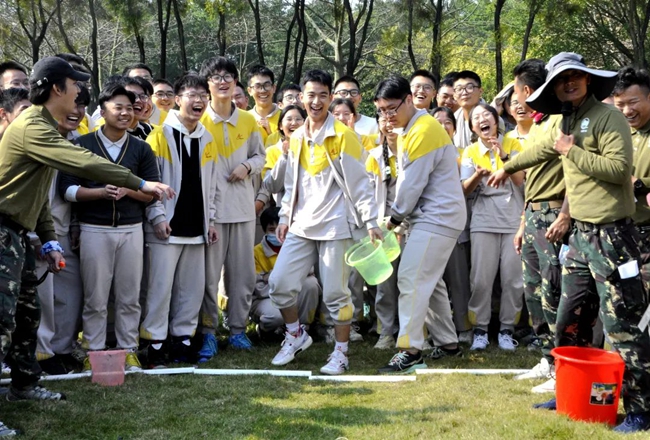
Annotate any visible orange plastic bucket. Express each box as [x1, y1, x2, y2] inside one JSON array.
[[551, 347, 625, 425], [89, 350, 127, 386]]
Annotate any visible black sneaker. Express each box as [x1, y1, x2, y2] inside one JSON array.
[[427, 346, 463, 360], [378, 351, 427, 374], [38, 356, 68, 376], [7, 385, 65, 401], [169, 337, 193, 364], [533, 398, 556, 410], [146, 342, 167, 369], [0, 421, 21, 437]]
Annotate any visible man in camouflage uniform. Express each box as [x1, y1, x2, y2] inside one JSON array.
[[490, 52, 650, 433]]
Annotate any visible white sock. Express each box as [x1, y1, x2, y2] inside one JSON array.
[[335, 341, 349, 353], [286, 321, 300, 335]]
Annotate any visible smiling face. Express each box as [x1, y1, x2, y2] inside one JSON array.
[[301, 81, 332, 125], [248, 74, 275, 108], [124, 84, 147, 122], [453, 78, 482, 110], [470, 106, 497, 141], [175, 86, 209, 128], [232, 86, 249, 110], [101, 95, 134, 132], [208, 71, 236, 102], [433, 110, 455, 139], [410, 76, 436, 110], [509, 92, 532, 125], [614, 84, 650, 130], [378, 115, 397, 144], [437, 85, 458, 112], [280, 108, 305, 137], [59, 103, 86, 133], [553, 69, 589, 106], [333, 81, 361, 109], [332, 103, 354, 126], [1, 69, 29, 90], [152, 83, 174, 112]]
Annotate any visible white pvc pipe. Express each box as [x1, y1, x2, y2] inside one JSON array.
[[142, 367, 195, 375], [416, 368, 530, 375], [309, 375, 416, 382], [193, 369, 311, 377]]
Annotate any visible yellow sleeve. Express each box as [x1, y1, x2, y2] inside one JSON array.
[[263, 144, 282, 174], [365, 153, 380, 175]]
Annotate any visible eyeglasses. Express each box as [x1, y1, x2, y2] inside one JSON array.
[[411, 84, 434, 93], [334, 89, 360, 98], [555, 71, 587, 84], [453, 83, 479, 94], [283, 94, 299, 102], [208, 73, 235, 84], [133, 93, 150, 102], [154, 91, 175, 99], [251, 82, 274, 92], [376, 97, 406, 117], [179, 92, 210, 101], [284, 117, 304, 124]]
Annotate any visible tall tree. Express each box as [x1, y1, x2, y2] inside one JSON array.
[[157, 0, 173, 78], [520, 0, 546, 61], [172, 0, 188, 71], [14, 0, 58, 63], [104, 0, 149, 63], [246, 0, 264, 65], [429, 0, 444, 78], [494, 0, 507, 90]]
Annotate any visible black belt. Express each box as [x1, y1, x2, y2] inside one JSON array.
[[574, 218, 631, 233], [0, 214, 27, 235]]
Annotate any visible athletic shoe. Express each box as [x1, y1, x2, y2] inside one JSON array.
[[197, 333, 218, 363], [373, 334, 396, 350], [7, 385, 66, 402], [38, 356, 68, 376], [82, 356, 91, 372], [319, 349, 349, 375], [422, 339, 434, 351], [498, 330, 518, 351], [457, 330, 473, 344], [228, 333, 253, 350], [527, 337, 544, 352], [532, 377, 556, 394], [271, 326, 312, 366], [470, 330, 489, 351], [613, 413, 650, 433], [378, 351, 427, 374], [515, 358, 551, 380], [1, 364, 10, 375], [427, 346, 463, 360], [349, 324, 364, 342], [125, 350, 142, 372], [146, 343, 167, 369], [0, 421, 20, 437], [533, 397, 556, 410], [170, 338, 193, 363]]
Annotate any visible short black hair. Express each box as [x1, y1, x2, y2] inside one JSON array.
[[124, 76, 153, 95], [200, 57, 239, 81], [329, 98, 356, 115], [98, 83, 135, 109], [431, 106, 456, 131], [374, 75, 410, 101], [0, 61, 27, 78], [512, 59, 546, 92], [29, 77, 67, 105], [247, 64, 275, 85], [277, 83, 300, 102], [173, 73, 209, 95], [235, 81, 246, 91], [409, 69, 438, 90], [153, 78, 173, 88], [613, 66, 650, 96], [468, 103, 501, 135], [439, 73, 457, 89], [56, 53, 85, 65], [122, 63, 153, 77], [301, 69, 333, 93], [76, 85, 90, 107], [453, 70, 482, 88], [334, 75, 360, 91], [0, 87, 29, 113], [260, 207, 281, 231], [277, 104, 306, 137]]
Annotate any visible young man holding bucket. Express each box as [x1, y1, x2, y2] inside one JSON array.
[[268, 69, 381, 375], [374, 75, 466, 374], [489, 52, 650, 433]]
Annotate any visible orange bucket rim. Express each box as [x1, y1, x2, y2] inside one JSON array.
[[551, 347, 624, 366]]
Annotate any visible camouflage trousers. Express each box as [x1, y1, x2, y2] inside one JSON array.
[[521, 204, 565, 363], [559, 220, 650, 414], [0, 224, 41, 389]]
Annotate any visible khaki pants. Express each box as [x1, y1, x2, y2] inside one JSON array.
[[80, 225, 143, 350], [140, 242, 205, 341]]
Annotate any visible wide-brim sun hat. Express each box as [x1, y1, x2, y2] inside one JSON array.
[[526, 52, 617, 114]]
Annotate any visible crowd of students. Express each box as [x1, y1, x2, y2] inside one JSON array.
[[2, 48, 650, 434]]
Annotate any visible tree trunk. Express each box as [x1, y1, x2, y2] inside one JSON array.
[[157, 0, 173, 78], [247, 0, 264, 65], [520, 0, 544, 62], [217, 11, 226, 56], [294, 0, 308, 84], [429, 0, 443, 79], [277, 0, 298, 87], [89, 0, 100, 107], [494, 0, 506, 91], [172, 0, 188, 71], [407, 0, 417, 71], [134, 27, 146, 63]]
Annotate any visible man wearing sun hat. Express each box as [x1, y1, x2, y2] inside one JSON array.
[[488, 52, 650, 433]]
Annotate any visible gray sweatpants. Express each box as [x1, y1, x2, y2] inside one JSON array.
[[375, 257, 399, 336], [269, 233, 354, 325], [80, 224, 143, 350], [251, 276, 320, 332], [202, 221, 256, 335], [140, 242, 205, 341], [468, 231, 524, 331], [397, 229, 458, 351]]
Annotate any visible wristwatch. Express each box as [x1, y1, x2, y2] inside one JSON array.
[[634, 178, 648, 195]]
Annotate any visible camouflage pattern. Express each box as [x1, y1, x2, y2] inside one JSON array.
[[559, 222, 650, 414], [636, 227, 650, 294], [0, 224, 41, 390]]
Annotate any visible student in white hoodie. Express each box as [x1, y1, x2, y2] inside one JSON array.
[[374, 76, 466, 374], [268, 69, 381, 375], [140, 74, 219, 368]]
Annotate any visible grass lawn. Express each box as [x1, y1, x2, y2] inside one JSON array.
[[0, 337, 641, 439]]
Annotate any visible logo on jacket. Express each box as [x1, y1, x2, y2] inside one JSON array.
[[580, 118, 590, 133], [237, 133, 244, 140]]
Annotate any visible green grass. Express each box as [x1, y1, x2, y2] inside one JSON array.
[[0, 337, 642, 439]]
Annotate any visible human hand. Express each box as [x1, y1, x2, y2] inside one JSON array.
[[545, 212, 570, 243], [228, 164, 249, 182], [553, 133, 575, 156], [208, 226, 219, 245], [255, 200, 265, 215], [141, 182, 175, 200], [368, 227, 383, 242], [487, 169, 511, 187], [276, 224, 289, 243], [514, 224, 524, 255], [154, 221, 172, 240], [45, 251, 66, 273]]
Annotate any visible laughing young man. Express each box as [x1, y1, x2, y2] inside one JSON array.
[[247, 65, 280, 143], [409, 69, 437, 111], [453, 71, 484, 149], [333, 75, 378, 135]]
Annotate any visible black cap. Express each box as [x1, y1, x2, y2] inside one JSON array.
[[30, 57, 91, 88]]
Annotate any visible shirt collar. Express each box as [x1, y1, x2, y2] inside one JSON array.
[[304, 112, 336, 145], [207, 101, 239, 126], [164, 110, 206, 139], [37, 105, 59, 129], [251, 104, 279, 121], [401, 109, 429, 136], [633, 118, 650, 135], [478, 135, 503, 156], [261, 237, 279, 257], [97, 127, 128, 148]]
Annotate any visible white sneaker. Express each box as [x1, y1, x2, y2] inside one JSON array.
[[498, 331, 518, 351], [319, 349, 349, 375], [470, 332, 489, 351], [349, 324, 364, 342], [532, 377, 556, 394], [1, 363, 10, 375], [458, 330, 473, 344], [515, 358, 551, 380], [271, 327, 313, 366], [374, 334, 396, 350]]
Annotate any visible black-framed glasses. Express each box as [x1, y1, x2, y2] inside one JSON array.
[[250, 82, 273, 92], [334, 89, 360, 98], [208, 73, 235, 84], [376, 97, 406, 117], [453, 83, 479, 94], [411, 84, 434, 93], [154, 91, 175, 99], [179, 92, 210, 101]]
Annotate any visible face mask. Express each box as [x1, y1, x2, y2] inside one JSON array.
[[266, 234, 282, 247]]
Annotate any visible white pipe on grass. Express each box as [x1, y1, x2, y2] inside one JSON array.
[[194, 369, 312, 377], [309, 375, 416, 382], [416, 369, 530, 375], [142, 367, 195, 375]]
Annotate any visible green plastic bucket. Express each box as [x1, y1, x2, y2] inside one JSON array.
[[345, 240, 393, 285], [361, 230, 400, 262]]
